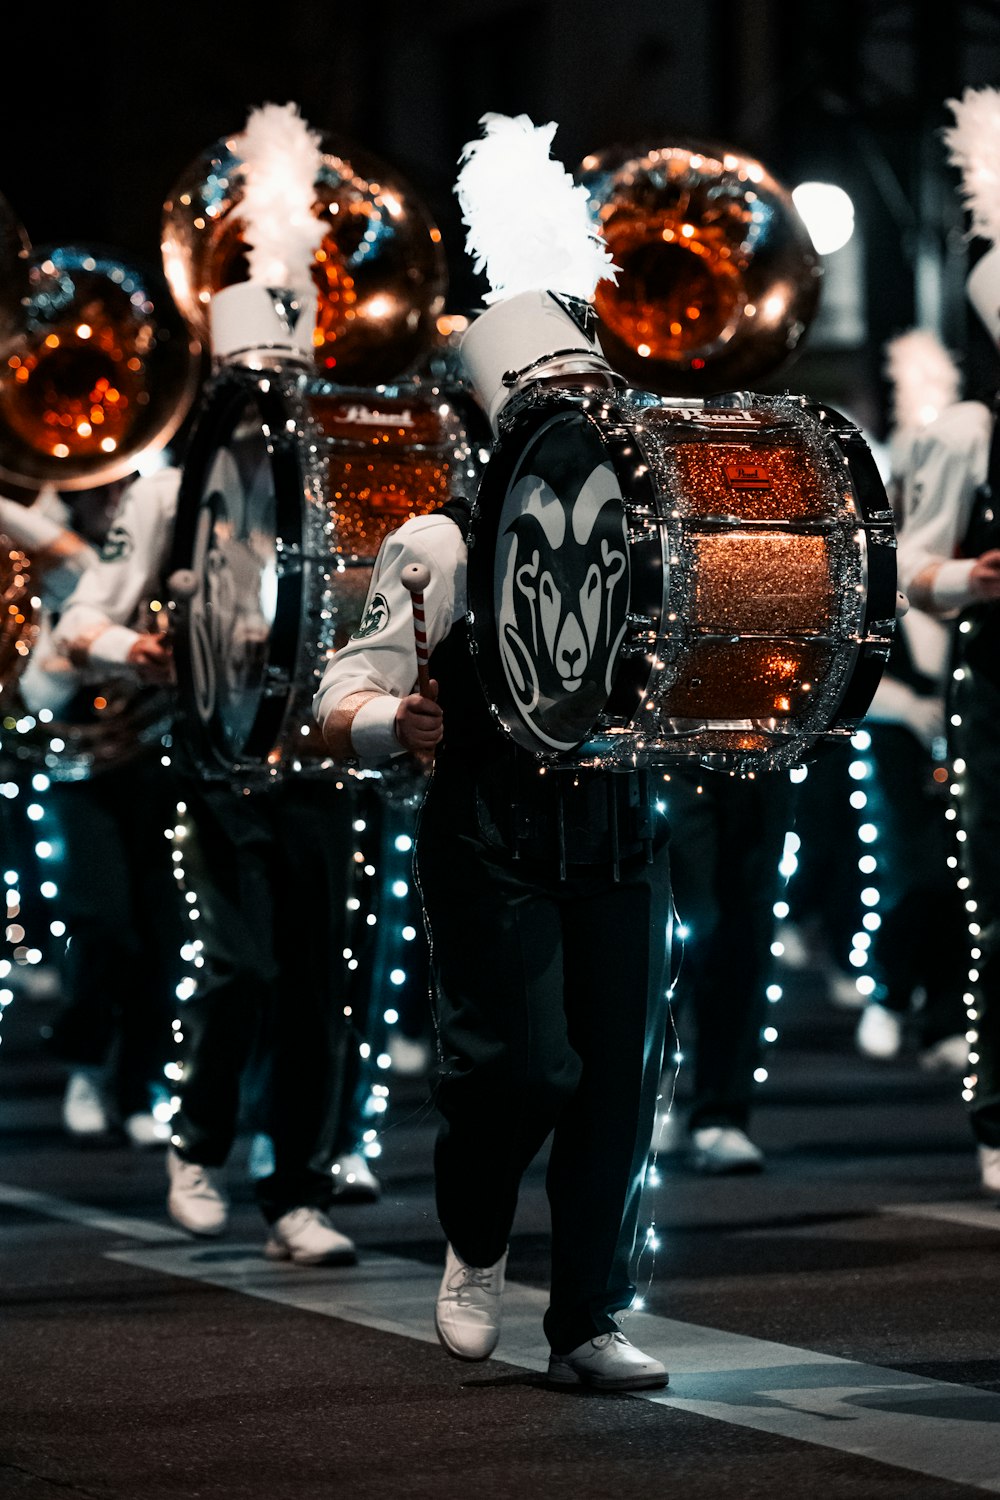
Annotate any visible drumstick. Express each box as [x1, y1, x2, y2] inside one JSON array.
[[400, 561, 433, 698]]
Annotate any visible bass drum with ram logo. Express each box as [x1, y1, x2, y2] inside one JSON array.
[[465, 384, 896, 774]]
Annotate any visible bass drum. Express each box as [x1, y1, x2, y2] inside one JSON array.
[[0, 535, 35, 693], [170, 362, 488, 782], [0, 532, 174, 782], [466, 386, 896, 774]]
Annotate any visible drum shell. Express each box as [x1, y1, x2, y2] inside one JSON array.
[[466, 387, 895, 774], [170, 363, 487, 782]]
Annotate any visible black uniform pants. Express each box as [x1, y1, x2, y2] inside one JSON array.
[[865, 723, 967, 1046], [171, 776, 355, 1222], [416, 769, 672, 1356], [666, 767, 791, 1132], [45, 753, 183, 1118], [952, 671, 1000, 1146]]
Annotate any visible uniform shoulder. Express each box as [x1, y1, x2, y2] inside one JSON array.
[[916, 400, 992, 455], [387, 511, 466, 559]]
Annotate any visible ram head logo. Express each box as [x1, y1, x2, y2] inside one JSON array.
[[496, 433, 629, 751]]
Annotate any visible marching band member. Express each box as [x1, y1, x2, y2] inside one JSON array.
[[48, 461, 362, 1262], [2, 474, 183, 1146], [896, 87, 1000, 1195], [315, 114, 672, 1391]]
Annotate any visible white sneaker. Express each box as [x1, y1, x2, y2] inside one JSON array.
[[856, 1002, 903, 1060], [62, 1070, 110, 1137], [435, 1243, 506, 1361], [690, 1126, 764, 1174], [919, 1035, 969, 1074], [330, 1151, 382, 1203], [979, 1146, 1000, 1196], [166, 1146, 229, 1236], [774, 922, 810, 971], [829, 970, 865, 1009], [547, 1331, 669, 1391], [387, 1034, 432, 1077], [123, 1112, 171, 1149], [264, 1207, 357, 1266]]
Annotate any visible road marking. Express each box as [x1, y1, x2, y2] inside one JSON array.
[[5, 1181, 1000, 1493], [0, 1181, 189, 1244], [882, 1200, 1000, 1233]]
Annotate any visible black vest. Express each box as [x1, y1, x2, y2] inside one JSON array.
[[428, 499, 658, 876], [958, 404, 1000, 690]]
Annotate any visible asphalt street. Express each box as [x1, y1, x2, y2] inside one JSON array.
[[2, 963, 998, 1500]]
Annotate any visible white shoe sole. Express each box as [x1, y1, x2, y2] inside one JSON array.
[[690, 1154, 764, 1176], [263, 1239, 357, 1267], [434, 1311, 499, 1362], [546, 1363, 669, 1391]]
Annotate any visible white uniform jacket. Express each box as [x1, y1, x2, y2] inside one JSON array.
[[313, 513, 466, 766], [896, 399, 992, 615], [23, 468, 181, 715]]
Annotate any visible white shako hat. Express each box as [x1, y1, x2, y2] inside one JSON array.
[[460, 287, 612, 432], [209, 282, 317, 368], [207, 101, 326, 369], [943, 87, 1000, 344], [453, 112, 619, 434]]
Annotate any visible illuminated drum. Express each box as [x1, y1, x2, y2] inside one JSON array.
[[0, 536, 35, 699], [466, 386, 896, 773], [170, 362, 487, 780], [0, 537, 173, 782]]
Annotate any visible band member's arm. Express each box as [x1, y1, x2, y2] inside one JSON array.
[[52, 468, 180, 670], [897, 401, 994, 614], [0, 491, 98, 608], [313, 514, 464, 763]]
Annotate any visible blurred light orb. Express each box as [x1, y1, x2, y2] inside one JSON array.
[[578, 141, 822, 395], [162, 133, 447, 384], [791, 181, 856, 256], [0, 245, 202, 492]]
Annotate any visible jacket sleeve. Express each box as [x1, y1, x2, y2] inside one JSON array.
[[0, 493, 98, 610], [896, 402, 991, 614], [313, 515, 464, 764]]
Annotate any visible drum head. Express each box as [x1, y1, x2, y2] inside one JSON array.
[[469, 398, 655, 754], [171, 368, 311, 778]]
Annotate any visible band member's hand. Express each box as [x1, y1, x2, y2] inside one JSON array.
[[970, 549, 1000, 601], [126, 632, 175, 683], [394, 681, 443, 755]]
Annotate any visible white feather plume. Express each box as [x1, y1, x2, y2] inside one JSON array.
[[236, 102, 326, 288], [943, 86, 1000, 245], [884, 329, 961, 431], [455, 112, 617, 304]]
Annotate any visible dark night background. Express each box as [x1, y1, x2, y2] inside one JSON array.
[[3, 0, 1000, 439]]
